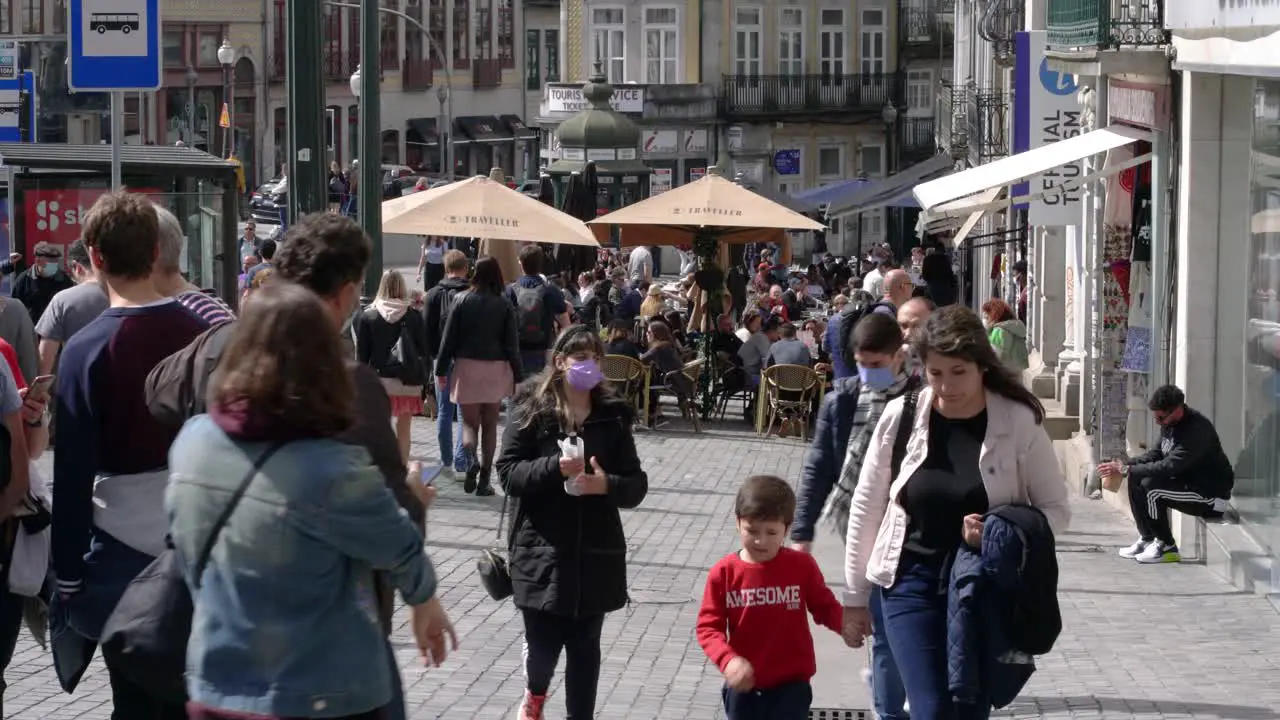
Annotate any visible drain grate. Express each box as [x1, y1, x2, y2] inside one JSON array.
[[809, 709, 871, 720]]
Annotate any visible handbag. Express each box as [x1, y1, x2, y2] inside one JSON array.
[[99, 442, 285, 704], [475, 493, 515, 601], [9, 463, 52, 597]]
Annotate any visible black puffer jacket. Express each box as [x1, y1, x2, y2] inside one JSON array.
[[495, 385, 647, 617]]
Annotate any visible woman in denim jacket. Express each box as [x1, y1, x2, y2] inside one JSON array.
[[168, 283, 457, 720]]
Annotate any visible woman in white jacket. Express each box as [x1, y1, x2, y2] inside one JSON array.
[[842, 305, 1070, 720]]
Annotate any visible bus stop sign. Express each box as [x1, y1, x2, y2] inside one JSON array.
[[68, 0, 161, 91]]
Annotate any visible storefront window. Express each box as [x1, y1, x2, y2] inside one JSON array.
[[1239, 78, 1280, 557]]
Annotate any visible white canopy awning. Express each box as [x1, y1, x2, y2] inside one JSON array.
[[1173, 29, 1280, 78], [912, 124, 1153, 213]]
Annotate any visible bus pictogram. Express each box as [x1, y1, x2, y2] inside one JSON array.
[[89, 13, 140, 34]]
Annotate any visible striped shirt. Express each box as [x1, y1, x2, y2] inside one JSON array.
[[177, 290, 236, 326]]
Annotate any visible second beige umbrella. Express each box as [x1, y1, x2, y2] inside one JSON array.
[[382, 175, 600, 246]]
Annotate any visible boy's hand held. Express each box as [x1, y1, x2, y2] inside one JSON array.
[[842, 607, 871, 648], [724, 656, 755, 691]]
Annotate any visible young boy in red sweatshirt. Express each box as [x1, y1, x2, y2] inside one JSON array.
[[696, 475, 859, 719]]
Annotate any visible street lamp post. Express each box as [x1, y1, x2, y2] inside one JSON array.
[[217, 39, 235, 158], [881, 101, 899, 176], [351, 60, 383, 299], [184, 66, 198, 147], [437, 86, 451, 178]]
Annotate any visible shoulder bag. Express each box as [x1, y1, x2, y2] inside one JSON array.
[[476, 493, 515, 601], [99, 442, 285, 704]]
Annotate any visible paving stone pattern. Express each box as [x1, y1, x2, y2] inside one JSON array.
[[11, 416, 1280, 719]]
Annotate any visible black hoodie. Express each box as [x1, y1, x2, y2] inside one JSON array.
[[424, 274, 470, 358]]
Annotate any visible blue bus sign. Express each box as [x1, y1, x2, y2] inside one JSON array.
[[68, 0, 161, 91], [0, 71, 37, 143]]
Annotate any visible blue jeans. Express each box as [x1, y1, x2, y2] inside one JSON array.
[[870, 587, 908, 720], [722, 680, 812, 720], [881, 558, 990, 720], [437, 373, 456, 468]]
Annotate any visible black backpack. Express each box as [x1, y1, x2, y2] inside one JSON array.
[[369, 310, 427, 385], [513, 284, 548, 346], [836, 297, 896, 369]]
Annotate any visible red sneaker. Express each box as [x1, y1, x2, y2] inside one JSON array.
[[517, 691, 547, 720]]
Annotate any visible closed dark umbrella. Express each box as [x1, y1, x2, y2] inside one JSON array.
[[557, 169, 596, 278], [537, 172, 555, 206]]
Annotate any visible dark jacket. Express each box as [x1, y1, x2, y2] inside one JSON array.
[[948, 504, 1059, 709], [13, 267, 74, 324], [424, 276, 470, 358], [354, 305, 429, 386], [434, 290, 523, 381], [792, 376, 919, 543], [495, 386, 647, 617], [1127, 407, 1234, 498], [143, 323, 424, 635]]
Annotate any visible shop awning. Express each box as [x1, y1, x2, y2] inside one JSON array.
[[792, 179, 868, 205], [913, 124, 1153, 215], [827, 154, 954, 217], [948, 188, 1001, 247], [455, 115, 514, 144], [406, 118, 438, 146], [1172, 30, 1280, 78], [500, 114, 538, 140]]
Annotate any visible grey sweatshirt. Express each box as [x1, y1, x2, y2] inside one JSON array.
[[0, 296, 38, 382]]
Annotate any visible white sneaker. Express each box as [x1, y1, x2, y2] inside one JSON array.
[[1136, 541, 1180, 564], [1118, 539, 1149, 559], [440, 467, 457, 483]]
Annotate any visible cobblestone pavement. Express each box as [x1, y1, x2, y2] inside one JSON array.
[[10, 415, 1280, 719]]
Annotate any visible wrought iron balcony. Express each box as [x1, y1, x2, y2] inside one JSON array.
[[899, 3, 954, 55], [720, 74, 899, 120], [968, 88, 1010, 163], [473, 58, 503, 89], [403, 57, 433, 91], [900, 116, 937, 162], [1046, 0, 1168, 51], [936, 82, 967, 158]]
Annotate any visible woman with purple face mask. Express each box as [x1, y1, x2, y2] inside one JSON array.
[[496, 325, 648, 720]]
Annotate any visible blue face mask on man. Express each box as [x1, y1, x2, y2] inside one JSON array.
[[857, 363, 897, 392], [39, 261, 59, 278]]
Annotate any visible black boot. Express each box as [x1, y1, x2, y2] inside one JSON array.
[[463, 465, 479, 494], [474, 467, 495, 497]]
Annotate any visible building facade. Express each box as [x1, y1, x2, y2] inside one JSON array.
[[536, 0, 715, 194]]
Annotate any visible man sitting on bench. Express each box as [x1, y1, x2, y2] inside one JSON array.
[[1099, 384, 1234, 564]]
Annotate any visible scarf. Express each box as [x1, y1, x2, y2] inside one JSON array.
[[819, 370, 913, 539]]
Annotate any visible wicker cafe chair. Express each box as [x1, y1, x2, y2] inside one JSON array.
[[761, 364, 821, 442], [602, 354, 647, 417]]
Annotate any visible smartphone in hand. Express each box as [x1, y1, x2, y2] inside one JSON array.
[[27, 374, 55, 400]]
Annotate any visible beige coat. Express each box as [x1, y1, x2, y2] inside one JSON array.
[[842, 387, 1070, 607]]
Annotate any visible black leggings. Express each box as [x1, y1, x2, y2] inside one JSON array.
[[521, 609, 605, 720]]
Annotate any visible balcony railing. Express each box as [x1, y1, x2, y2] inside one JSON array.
[[900, 116, 937, 158], [936, 83, 966, 157], [899, 5, 954, 50], [473, 58, 502, 89], [968, 88, 1010, 163], [1047, 0, 1168, 51], [721, 74, 899, 117], [403, 57, 433, 91]]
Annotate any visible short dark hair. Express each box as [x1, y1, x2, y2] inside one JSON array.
[[735, 475, 796, 525], [67, 238, 91, 269], [275, 213, 371, 298], [518, 243, 544, 275], [259, 239, 278, 261], [471, 256, 505, 295], [211, 282, 354, 436], [778, 321, 797, 339], [81, 191, 159, 280], [853, 312, 904, 355], [1148, 384, 1185, 413]]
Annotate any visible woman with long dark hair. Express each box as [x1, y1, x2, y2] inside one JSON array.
[[169, 283, 456, 720], [496, 326, 647, 720], [842, 305, 1069, 720], [435, 256, 523, 496]]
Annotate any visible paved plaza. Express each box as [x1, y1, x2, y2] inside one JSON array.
[[8, 415, 1280, 719]]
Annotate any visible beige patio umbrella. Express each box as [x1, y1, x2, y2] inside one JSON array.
[[587, 170, 825, 248], [382, 173, 600, 246]]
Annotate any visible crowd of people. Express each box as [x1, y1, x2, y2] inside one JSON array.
[[0, 189, 1222, 720]]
